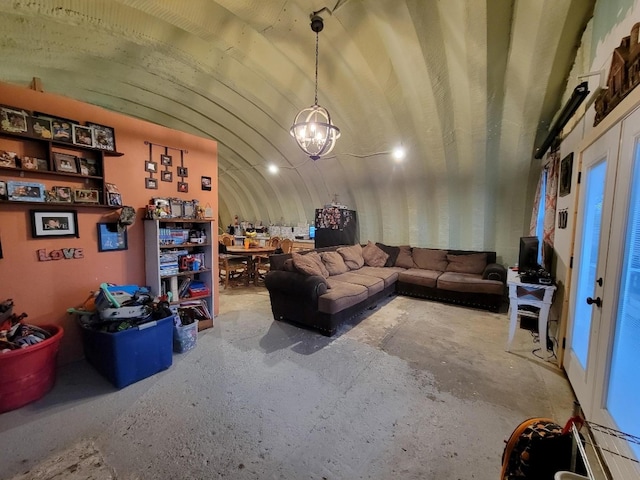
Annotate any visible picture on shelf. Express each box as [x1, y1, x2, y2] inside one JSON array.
[[0, 150, 18, 168], [30, 210, 79, 238], [108, 192, 122, 206], [160, 154, 172, 166], [7, 181, 46, 202], [105, 183, 120, 194], [72, 124, 94, 147], [28, 117, 52, 139], [0, 180, 7, 200], [97, 222, 128, 252], [50, 118, 73, 142], [161, 170, 173, 182], [0, 106, 28, 134], [87, 123, 116, 151], [73, 188, 100, 204], [53, 153, 78, 173], [53, 186, 72, 203], [145, 177, 158, 189], [36, 158, 49, 171], [77, 157, 99, 176], [170, 198, 183, 218], [21, 156, 39, 170]]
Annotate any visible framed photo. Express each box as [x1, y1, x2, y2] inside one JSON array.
[[177, 182, 188, 193], [145, 177, 158, 190], [72, 124, 94, 147], [53, 153, 78, 173], [0, 150, 18, 168], [177, 166, 188, 177], [145, 160, 157, 173], [87, 123, 116, 151], [182, 200, 196, 219], [36, 158, 49, 171], [7, 181, 45, 202], [0, 180, 7, 200], [161, 170, 173, 182], [169, 198, 183, 218], [201, 176, 212, 191], [50, 119, 73, 143], [21, 156, 39, 170], [97, 222, 128, 252], [152, 197, 171, 218], [53, 186, 72, 203], [559, 152, 573, 197], [73, 188, 100, 204], [77, 157, 100, 176], [160, 154, 172, 166], [28, 117, 52, 139], [30, 210, 79, 238], [108, 192, 122, 206], [0, 106, 28, 134]]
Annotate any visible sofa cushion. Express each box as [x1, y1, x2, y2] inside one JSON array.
[[292, 252, 329, 278], [398, 268, 441, 288], [319, 280, 369, 315], [330, 271, 385, 296], [357, 266, 404, 288], [320, 251, 349, 276], [437, 272, 504, 295], [376, 242, 400, 267], [337, 244, 365, 270], [445, 253, 487, 275], [362, 241, 389, 267], [412, 248, 448, 271], [394, 245, 415, 268]]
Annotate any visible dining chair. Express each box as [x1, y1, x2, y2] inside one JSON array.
[[218, 253, 249, 288], [280, 238, 293, 254]]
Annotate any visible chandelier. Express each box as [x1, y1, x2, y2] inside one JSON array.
[[290, 14, 340, 160]]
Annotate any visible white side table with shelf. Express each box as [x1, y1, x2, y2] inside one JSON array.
[[506, 268, 557, 353]]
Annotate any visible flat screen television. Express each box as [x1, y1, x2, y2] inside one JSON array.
[[518, 236, 540, 273]]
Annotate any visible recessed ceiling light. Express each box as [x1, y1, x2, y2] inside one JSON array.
[[392, 146, 406, 161], [268, 164, 279, 174]]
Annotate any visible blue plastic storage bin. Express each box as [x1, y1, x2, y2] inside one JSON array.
[[79, 316, 173, 388]]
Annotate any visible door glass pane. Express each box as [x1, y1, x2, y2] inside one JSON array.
[[572, 159, 606, 369], [606, 141, 640, 459]]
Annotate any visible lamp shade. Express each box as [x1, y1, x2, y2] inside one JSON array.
[[290, 104, 341, 160]]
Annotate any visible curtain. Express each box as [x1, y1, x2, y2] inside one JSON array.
[[530, 146, 560, 264]]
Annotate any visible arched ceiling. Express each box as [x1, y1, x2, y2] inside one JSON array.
[[0, 0, 594, 260]]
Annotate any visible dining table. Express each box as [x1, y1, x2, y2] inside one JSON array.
[[225, 245, 277, 285]]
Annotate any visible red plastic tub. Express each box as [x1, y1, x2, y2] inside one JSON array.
[[0, 325, 64, 413]]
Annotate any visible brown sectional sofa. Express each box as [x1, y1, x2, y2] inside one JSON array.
[[264, 243, 506, 336]]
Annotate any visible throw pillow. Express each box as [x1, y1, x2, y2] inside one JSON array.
[[376, 242, 400, 267], [394, 245, 415, 268], [412, 248, 448, 271], [337, 244, 365, 270], [362, 241, 389, 267], [445, 252, 488, 274], [292, 252, 329, 278], [321, 251, 349, 276]]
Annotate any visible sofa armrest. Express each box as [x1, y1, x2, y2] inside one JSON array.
[[482, 263, 507, 283], [264, 270, 328, 303]]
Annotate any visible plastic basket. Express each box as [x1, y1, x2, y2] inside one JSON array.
[[173, 321, 197, 353]]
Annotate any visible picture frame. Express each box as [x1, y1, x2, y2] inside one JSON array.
[[49, 118, 73, 143], [177, 181, 188, 193], [72, 124, 94, 147], [20, 156, 39, 170], [182, 200, 196, 219], [177, 166, 188, 177], [73, 188, 100, 204], [30, 210, 79, 238], [145, 177, 158, 190], [97, 222, 128, 252], [36, 158, 49, 171], [559, 152, 573, 197], [108, 192, 122, 206], [169, 198, 184, 218], [0, 106, 28, 134], [87, 123, 116, 152], [160, 154, 173, 166], [0, 150, 18, 168], [53, 153, 78, 173], [145, 160, 157, 173], [7, 181, 45, 202], [161, 170, 173, 182], [53, 186, 72, 203], [201, 176, 212, 191], [77, 157, 99, 176], [28, 117, 52, 139], [152, 197, 171, 218], [0, 180, 7, 200]]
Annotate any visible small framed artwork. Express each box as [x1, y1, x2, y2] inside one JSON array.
[[50, 119, 73, 143], [72, 124, 94, 147], [53, 186, 72, 203], [145, 161, 157, 173], [182, 200, 196, 219], [160, 154, 173, 166], [177, 182, 188, 193], [97, 222, 128, 252], [559, 152, 573, 197], [36, 158, 49, 171], [29, 117, 52, 139], [53, 153, 78, 173], [161, 170, 173, 182], [177, 166, 188, 177], [21, 156, 39, 170], [108, 192, 122, 206], [0, 180, 7, 200], [30, 210, 79, 238], [0, 106, 29, 134], [169, 198, 183, 218], [87, 123, 116, 151], [0, 150, 18, 168], [145, 177, 158, 189], [77, 157, 99, 176], [7, 181, 45, 202], [201, 176, 212, 191], [73, 188, 100, 204]]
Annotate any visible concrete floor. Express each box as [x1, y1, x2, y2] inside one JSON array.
[[0, 287, 577, 479]]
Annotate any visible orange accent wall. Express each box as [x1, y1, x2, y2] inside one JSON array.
[[0, 81, 219, 364]]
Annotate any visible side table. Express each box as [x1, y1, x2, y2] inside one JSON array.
[[506, 269, 557, 353]]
